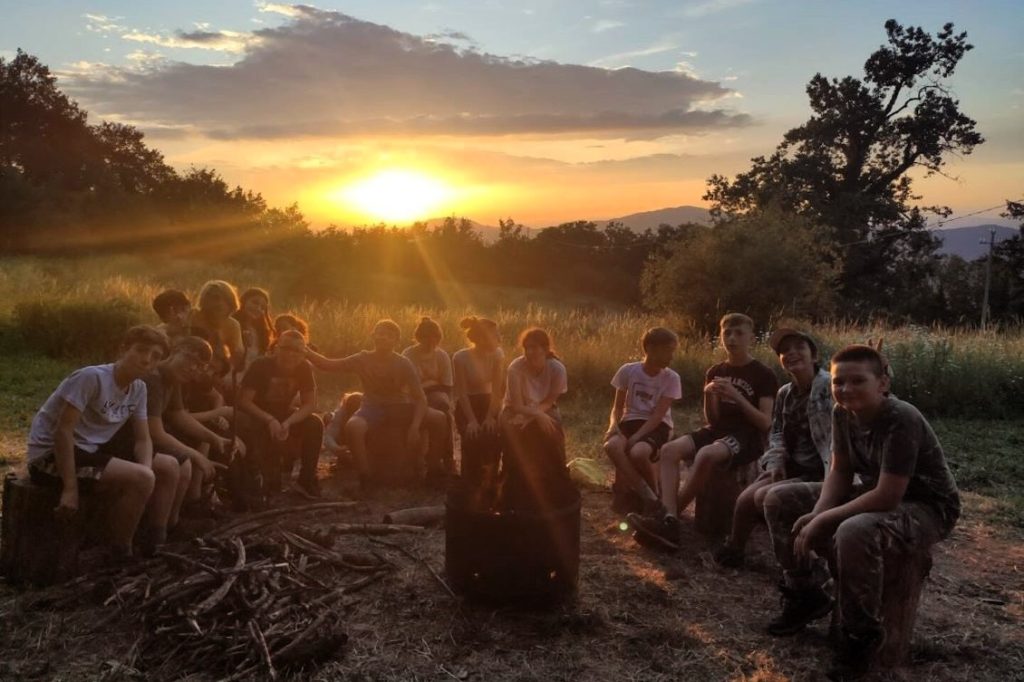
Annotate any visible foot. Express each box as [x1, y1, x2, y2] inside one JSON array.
[[611, 481, 644, 515], [827, 631, 882, 681], [291, 478, 322, 500], [626, 512, 680, 551], [767, 583, 834, 636], [712, 543, 744, 569]]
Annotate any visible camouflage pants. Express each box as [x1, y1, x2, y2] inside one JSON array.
[[763, 481, 943, 639]]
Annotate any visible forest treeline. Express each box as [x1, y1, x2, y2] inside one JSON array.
[[2, 23, 1022, 329]]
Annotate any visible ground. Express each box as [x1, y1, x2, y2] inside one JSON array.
[[0, 466, 1021, 681]]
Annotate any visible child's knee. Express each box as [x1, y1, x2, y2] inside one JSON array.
[[152, 454, 179, 485], [345, 416, 368, 435], [628, 442, 653, 466], [694, 445, 729, 467], [133, 465, 156, 496]]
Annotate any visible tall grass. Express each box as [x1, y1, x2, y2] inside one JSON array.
[[2, 255, 1022, 417]]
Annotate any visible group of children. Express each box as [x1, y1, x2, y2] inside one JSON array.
[[23, 291, 960, 680], [603, 314, 960, 680]]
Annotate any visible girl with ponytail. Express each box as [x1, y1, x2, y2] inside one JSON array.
[[452, 316, 505, 488], [402, 317, 455, 479]]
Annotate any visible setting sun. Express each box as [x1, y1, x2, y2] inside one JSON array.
[[330, 169, 455, 224]]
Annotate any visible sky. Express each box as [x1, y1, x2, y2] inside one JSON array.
[[2, 0, 1022, 228]]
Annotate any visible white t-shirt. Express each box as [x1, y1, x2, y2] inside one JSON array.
[[503, 356, 568, 411], [611, 362, 682, 428], [27, 364, 148, 462]]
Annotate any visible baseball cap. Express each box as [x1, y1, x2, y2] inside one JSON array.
[[768, 328, 818, 355]]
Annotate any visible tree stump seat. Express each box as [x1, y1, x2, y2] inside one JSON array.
[[693, 461, 758, 541], [365, 405, 422, 486], [0, 472, 100, 586]]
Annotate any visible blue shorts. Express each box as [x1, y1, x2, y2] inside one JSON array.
[[354, 402, 414, 430]]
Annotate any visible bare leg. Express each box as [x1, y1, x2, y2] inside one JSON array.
[[659, 436, 695, 515], [627, 442, 658, 492], [146, 454, 180, 532], [677, 443, 732, 514], [345, 416, 370, 477], [169, 459, 192, 528], [727, 474, 775, 550], [187, 442, 211, 502], [423, 407, 450, 473], [604, 435, 658, 502], [96, 458, 156, 552]]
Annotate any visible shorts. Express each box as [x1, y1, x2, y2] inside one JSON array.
[[354, 402, 414, 430], [615, 419, 672, 453], [28, 444, 120, 491], [689, 426, 763, 468]]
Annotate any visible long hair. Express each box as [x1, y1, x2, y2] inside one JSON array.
[[197, 280, 240, 317], [233, 287, 275, 354], [459, 316, 498, 347], [518, 327, 559, 360]]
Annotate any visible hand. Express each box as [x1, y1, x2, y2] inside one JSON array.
[[793, 512, 830, 561], [230, 436, 246, 458], [714, 377, 742, 401], [703, 381, 718, 396], [769, 466, 787, 483], [215, 406, 234, 419], [55, 488, 79, 521], [482, 416, 498, 433], [276, 423, 291, 442], [214, 416, 230, 432], [194, 453, 227, 480], [465, 421, 481, 438], [535, 412, 558, 436], [268, 419, 285, 440]]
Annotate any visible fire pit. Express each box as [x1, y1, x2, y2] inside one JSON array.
[[444, 482, 580, 604]]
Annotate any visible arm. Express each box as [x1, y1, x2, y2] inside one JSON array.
[[715, 380, 773, 433], [53, 401, 83, 516], [132, 417, 154, 468], [324, 410, 346, 452], [305, 349, 360, 373], [759, 388, 788, 475], [282, 387, 316, 430], [453, 354, 479, 434], [625, 395, 673, 447], [166, 409, 234, 453], [485, 352, 506, 423], [605, 389, 627, 438]]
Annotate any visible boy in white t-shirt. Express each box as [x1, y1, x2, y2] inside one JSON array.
[[603, 327, 682, 518], [26, 326, 177, 560]]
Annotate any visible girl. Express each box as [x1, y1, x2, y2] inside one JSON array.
[[191, 280, 245, 396], [402, 317, 455, 476], [233, 287, 275, 371], [452, 317, 505, 489], [499, 328, 570, 510]]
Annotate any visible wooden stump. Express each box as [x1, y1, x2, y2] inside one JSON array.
[[693, 461, 757, 540], [876, 546, 933, 667], [365, 406, 422, 486], [0, 473, 92, 586]]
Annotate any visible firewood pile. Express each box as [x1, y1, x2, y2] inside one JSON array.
[[32, 502, 440, 680]]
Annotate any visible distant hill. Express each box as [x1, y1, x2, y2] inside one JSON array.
[[934, 224, 1018, 261], [603, 205, 711, 231]]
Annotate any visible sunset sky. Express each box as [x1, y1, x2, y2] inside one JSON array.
[[2, 0, 1021, 228]]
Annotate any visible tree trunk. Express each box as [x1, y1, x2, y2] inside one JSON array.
[[876, 546, 933, 667], [693, 462, 757, 541]]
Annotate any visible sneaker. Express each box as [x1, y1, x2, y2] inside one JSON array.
[[826, 631, 882, 681], [626, 512, 680, 551], [291, 478, 322, 500], [767, 583, 834, 636], [712, 543, 744, 569]]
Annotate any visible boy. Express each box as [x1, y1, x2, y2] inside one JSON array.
[[713, 328, 832, 567], [603, 327, 682, 518], [138, 336, 240, 520], [152, 289, 193, 340], [763, 345, 960, 680], [238, 330, 323, 500], [307, 320, 438, 487], [630, 313, 776, 550], [26, 326, 174, 559]]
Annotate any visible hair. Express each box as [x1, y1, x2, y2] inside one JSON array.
[[339, 391, 363, 414], [233, 287, 275, 353], [719, 312, 754, 330], [122, 325, 170, 357], [519, 327, 558, 360], [151, 289, 190, 321], [641, 327, 678, 352], [171, 335, 213, 362], [831, 344, 890, 378], [276, 329, 307, 346], [273, 313, 309, 341], [197, 280, 240, 316], [373, 319, 401, 339], [459, 316, 498, 346], [414, 317, 443, 344]]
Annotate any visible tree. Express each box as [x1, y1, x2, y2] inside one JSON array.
[[704, 20, 983, 317], [641, 210, 839, 329]]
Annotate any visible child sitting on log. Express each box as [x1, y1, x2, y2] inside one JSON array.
[[713, 327, 832, 567], [763, 344, 960, 680], [402, 317, 455, 481], [26, 326, 176, 559], [237, 330, 323, 502], [603, 327, 682, 519], [629, 313, 777, 550], [499, 328, 571, 510]]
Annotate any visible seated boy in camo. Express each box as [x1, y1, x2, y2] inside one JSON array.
[[603, 327, 682, 518], [762, 344, 960, 680], [629, 313, 776, 550]]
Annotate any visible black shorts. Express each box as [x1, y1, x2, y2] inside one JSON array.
[[616, 420, 672, 453], [28, 443, 121, 491], [689, 426, 763, 468]]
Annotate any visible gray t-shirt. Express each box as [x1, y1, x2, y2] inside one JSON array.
[[503, 356, 568, 412], [453, 347, 505, 396], [27, 364, 148, 462], [401, 345, 454, 389], [345, 351, 419, 407], [833, 396, 961, 535], [142, 365, 185, 420]]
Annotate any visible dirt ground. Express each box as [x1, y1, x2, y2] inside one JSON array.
[[1, 469, 1022, 682]]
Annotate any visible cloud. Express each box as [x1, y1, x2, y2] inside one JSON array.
[[122, 29, 258, 53], [592, 20, 625, 33], [589, 40, 681, 68], [680, 0, 757, 18], [84, 13, 125, 34], [64, 5, 748, 140]]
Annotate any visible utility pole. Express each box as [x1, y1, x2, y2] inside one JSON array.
[[980, 227, 997, 329]]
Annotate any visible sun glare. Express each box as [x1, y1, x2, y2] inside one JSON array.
[[331, 169, 455, 224]]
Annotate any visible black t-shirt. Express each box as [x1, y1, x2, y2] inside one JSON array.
[[142, 365, 184, 420], [705, 359, 778, 435], [241, 356, 316, 420]]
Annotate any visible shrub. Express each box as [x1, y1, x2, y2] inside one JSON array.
[[14, 298, 143, 361]]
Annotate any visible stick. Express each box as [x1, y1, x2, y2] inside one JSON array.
[[208, 502, 360, 538], [189, 537, 246, 617], [367, 537, 456, 598], [329, 523, 427, 536], [382, 506, 445, 527], [249, 619, 277, 680]]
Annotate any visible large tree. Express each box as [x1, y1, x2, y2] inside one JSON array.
[[704, 20, 983, 317]]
